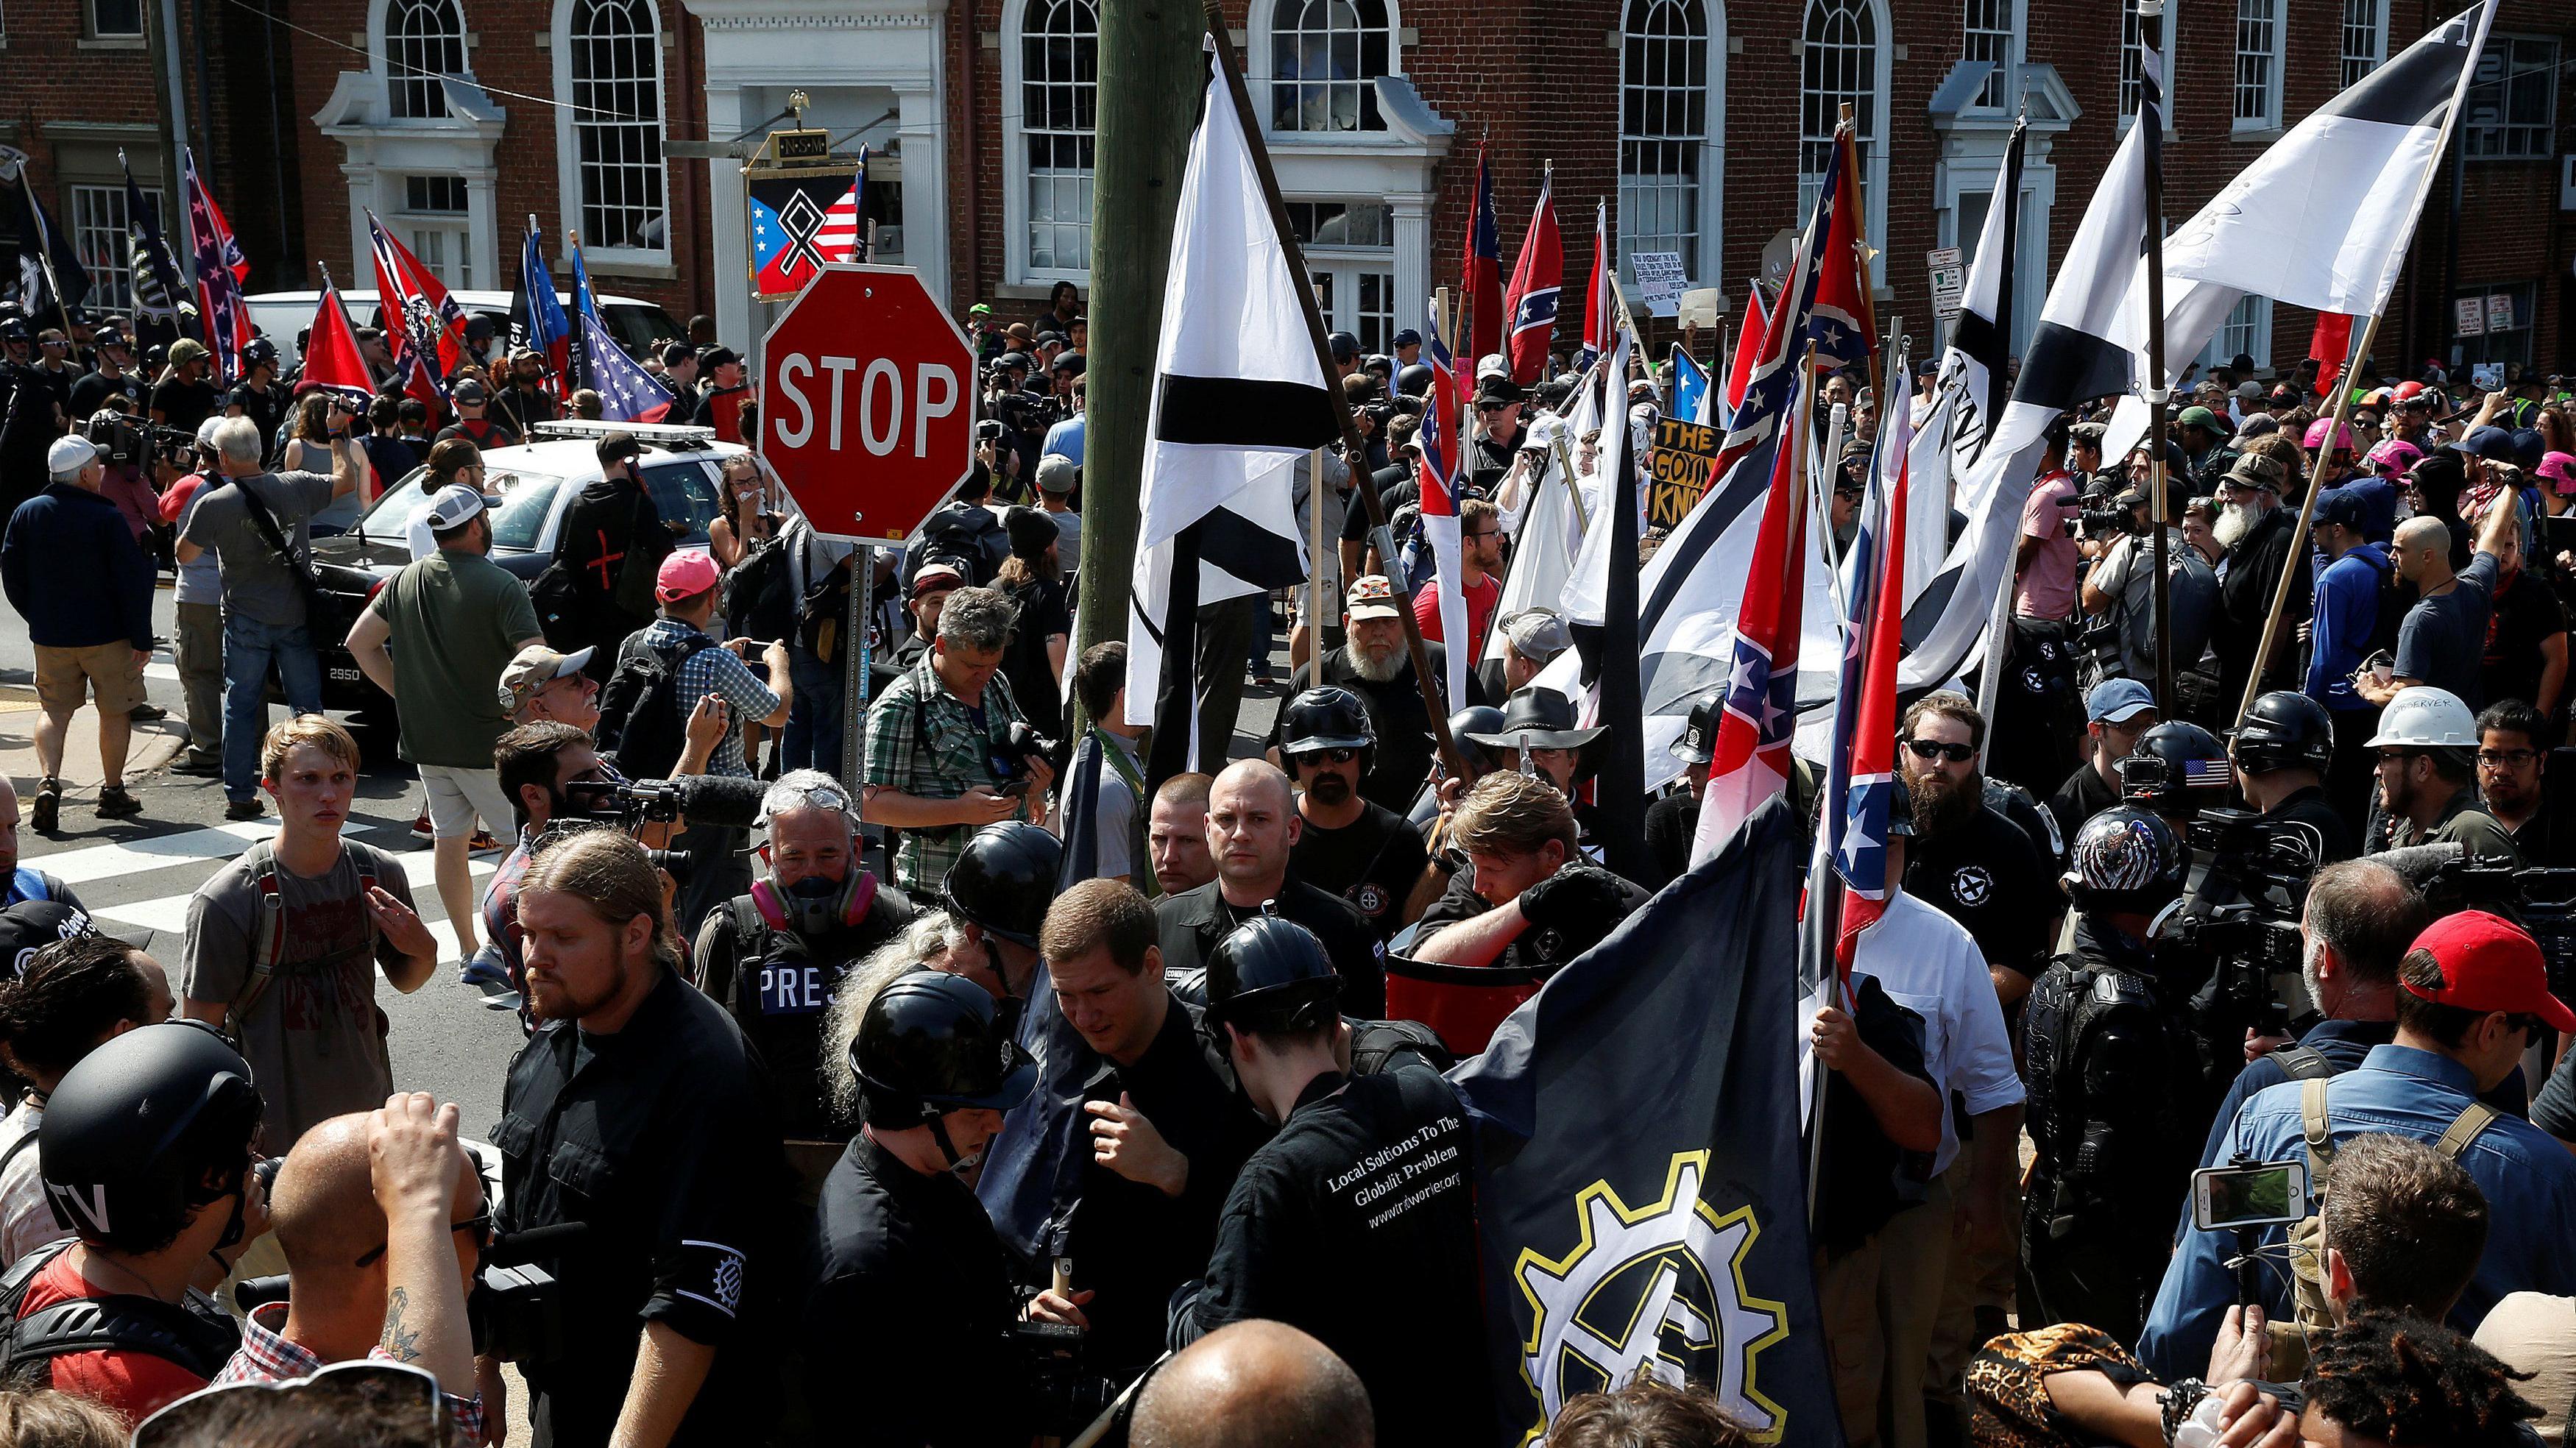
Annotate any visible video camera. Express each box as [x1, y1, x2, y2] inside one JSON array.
[[1009, 1319, 1117, 1439], [2378, 843, 2576, 1004], [553, 773, 766, 880], [2165, 807, 2318, 1041], [233, 1221, 590, 1366], [83, 409, 194, 470]]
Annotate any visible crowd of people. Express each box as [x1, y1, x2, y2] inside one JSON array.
[[4, 266, 2576, 1448]]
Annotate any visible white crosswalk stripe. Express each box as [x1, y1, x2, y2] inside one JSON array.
[[88, 854, 500, 936]]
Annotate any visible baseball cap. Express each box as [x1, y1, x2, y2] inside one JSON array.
[[654, 550, 723, 603], [1345, 574, 1404, 622], [420, 482, 486, 531], [2237, 414, 2282, 441], [45, 436, 97, 475], [968, 303, 993, 317], [1005, 505, 1058, 561], [2235, 380, 2263, 401], [2312, 486, 2371, 531], [2222, 451, 2287, 493], [2402, 909, 2576, 1032], [910, 559, 966, 597], [498, 644, 596, 714], [2175, 404, 2234, 435], [1499, 608, 1573, 664], [168, 338, 209, 363], [2453, 425, 2516, 461], [1035, 453, 1077, 494], [1392, 328, 1422, 348], [0, 900, 96, 978], [451, 377, 489, 404], [2084, 677, 2157, 725]]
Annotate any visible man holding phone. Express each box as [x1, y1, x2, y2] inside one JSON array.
[[862, 586, 1051, 894]]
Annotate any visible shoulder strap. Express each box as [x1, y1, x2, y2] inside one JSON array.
[[0, 1129, 41, 1185], [230, 840, 286, 1034], [0, 1292, 239, 1384], [2435, 1101, 2500, 1161], [2301, 1076, 2337, 1179], [2270, 1044, 2336, 1082], [0, 1241, 70, 1321]]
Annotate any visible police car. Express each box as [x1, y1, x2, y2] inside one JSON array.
[[307, 420, 782, 719]]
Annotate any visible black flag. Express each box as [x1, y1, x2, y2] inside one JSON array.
[[1449, 798, 1844, 1445]]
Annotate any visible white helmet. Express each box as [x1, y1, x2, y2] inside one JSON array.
[[2366, 686, 2478, 749]]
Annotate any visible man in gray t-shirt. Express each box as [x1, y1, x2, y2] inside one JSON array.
[[174, 416, 360, 817], [2360, 491, 2516, 714]]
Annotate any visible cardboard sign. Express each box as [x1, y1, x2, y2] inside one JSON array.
[[2455, 297, 2487, 337], [1926, 246, 1966, 322], [1646, 416, 1722, 528], [1632, 252, 1686, 318]]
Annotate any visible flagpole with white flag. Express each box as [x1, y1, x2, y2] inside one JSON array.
[[2140, 1, 2177, 711]]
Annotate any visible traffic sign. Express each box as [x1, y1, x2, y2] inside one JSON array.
[[760, 263, 973, 542], [1925, 246, 1965, 322]]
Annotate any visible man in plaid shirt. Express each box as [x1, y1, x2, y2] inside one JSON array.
[[213, 1093, 487, 1447], [863, 585, 1054, 892], [623, 550, 792, 936]]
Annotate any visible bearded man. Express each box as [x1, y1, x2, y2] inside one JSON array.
[[2210, 450, 2313, 714], [1271, 575, 1467, 813], [1895, 693, 2054, 1007]]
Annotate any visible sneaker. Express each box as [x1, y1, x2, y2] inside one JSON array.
[[29, 781, 59, 834], [172, 754, 224, 777], [224, 798, 265, 822], [127, 703, 168, 722], [96, 785, 142, 819], [468, 829, 500, 852], [411, 812, 434, 840]]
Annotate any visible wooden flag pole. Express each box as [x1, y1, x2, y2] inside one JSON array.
[[2234, 312, 2378, 726], [1200, 10, 1473, 781]]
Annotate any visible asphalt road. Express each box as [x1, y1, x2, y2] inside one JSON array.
[[1, 579, 1295, 1140]]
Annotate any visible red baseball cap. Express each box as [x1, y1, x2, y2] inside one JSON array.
[[654, 550, 722, 603], [2403, 910, 2576, 1032]]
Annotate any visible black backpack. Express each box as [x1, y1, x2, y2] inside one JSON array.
[[0, 1241, 239, 1393], [916, 503, 1002, 587], [595, 633, 722, 778], [724, 539, 801, 646]]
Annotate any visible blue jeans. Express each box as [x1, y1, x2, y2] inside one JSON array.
[[222, 614, 324, 801], [783, 647, 846, 781]]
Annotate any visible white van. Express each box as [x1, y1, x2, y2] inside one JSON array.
[[241, 288, 686, 371]]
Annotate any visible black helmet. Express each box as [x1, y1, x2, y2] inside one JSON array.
[[1204, 916, 1341, 1035], [1280, 686, 1376, 759], [851, 972, 1036, 1126], [941, 822, 1061, 949], [1674, 686, 1726, 767], [40, 1022, 261, 1252], [1448, 705, 1507, 773], [1395, 363, 1434, 398], [2116, 721, 2229, 809], [2062, 806, 2190, 916], [239, 336, 278, 369], [2232, 691, 2333, 775]]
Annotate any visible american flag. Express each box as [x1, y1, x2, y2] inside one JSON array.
[[568, 238, 670, 422], [1461, 146, 1502, 364], [182, 149, 251, 380], [1500, 169, 1561, 385], [813, 148, 868, 264]]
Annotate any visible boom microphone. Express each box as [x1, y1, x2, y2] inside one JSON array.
[[668, 774, 770, 832]]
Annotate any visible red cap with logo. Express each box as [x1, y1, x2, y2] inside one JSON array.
[[2402, 910, 2576, 1032]]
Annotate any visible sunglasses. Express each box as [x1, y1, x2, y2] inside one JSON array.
[[355, 1206, 494, 1268], [1904, 738, 1975, 764], [1293, 747, 1361, 764]]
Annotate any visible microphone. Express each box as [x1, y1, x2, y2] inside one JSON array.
[[482, 1221, 592, 1270], [668, 774, 770, 832]]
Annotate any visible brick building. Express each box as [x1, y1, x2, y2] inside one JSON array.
[[4, 0, 2568, 382]]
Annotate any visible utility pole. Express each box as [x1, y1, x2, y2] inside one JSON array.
[[2142, 0, 2174, 711], [1071, 0, 1211, 710]]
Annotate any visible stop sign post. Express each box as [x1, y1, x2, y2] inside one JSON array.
[[760, 263, 974, 542], [756, 263, 974, 787]]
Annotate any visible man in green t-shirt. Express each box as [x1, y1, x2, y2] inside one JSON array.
[[346, 446, 545, 964]]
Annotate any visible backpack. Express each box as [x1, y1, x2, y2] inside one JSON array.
[[2271, 1077, 2498, 1376], [2020, 954, 2187, 1230], [224, 840, 384, 1054], [916, 504, 1002, 588], [724, 537, 801, 646], [595, 632, 722, 778], [0, 1241, 239, 1392], [796, 555, 854, 667]]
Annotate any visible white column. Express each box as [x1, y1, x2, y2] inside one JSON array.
[[895, 85, 950, 308], [707, 82, 754, 352], [1390, 192, 1432, 330], [464, 168, 501, 292], [345, 163, 381, 288]]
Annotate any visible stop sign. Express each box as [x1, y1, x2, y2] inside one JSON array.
[[759, 263, 974, 542]]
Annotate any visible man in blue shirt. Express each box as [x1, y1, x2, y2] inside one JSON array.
[[2305, 488, 2393, 830], [2139, 909, 2576, 1381]]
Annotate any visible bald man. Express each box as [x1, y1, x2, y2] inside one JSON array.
[[212, 1093, 486, 1432], [1153, 760, 1387, 1015], [2357, 491, 2515, 709], [1130, 1321, 1373, 1448]]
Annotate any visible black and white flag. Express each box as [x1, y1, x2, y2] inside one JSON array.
[[1123, 46, 1338, 760]]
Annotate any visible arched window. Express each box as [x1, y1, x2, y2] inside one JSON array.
[[1020, 0, 1098, 275], [1618, 0, 1710, 284], [565, 0, 666, 255], [1270, 0, 1390, 134], [383, 0, 465, 120], [1799, 0, 1881, 232]]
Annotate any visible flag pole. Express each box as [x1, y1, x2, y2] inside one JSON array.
[[2140, 0, 2176, 713], [13, 168, 77, 345], [1200, 7, 1473, 781]]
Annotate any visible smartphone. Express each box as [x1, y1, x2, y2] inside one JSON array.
[[2191, 1160, 2310, 1232], [998, 776, 1033, 798]]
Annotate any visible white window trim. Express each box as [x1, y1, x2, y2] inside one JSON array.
[[2231, 0, 2282, 134], [999, 0, 1102, 288], [2117, 0, 2179, 135], [2466, 34, 2560, 163], [2339, 0, 2388, 86], [1246, 0, 1408, 137], [1616, 0, 1724, 290], [2198, 295, 2274, 372], [551, 0, 671, 267], [1797, 0, 1890, 289], [1958, 0, 2025, 112], [374, 0, 470, 121], [85, 0, 144, 38]]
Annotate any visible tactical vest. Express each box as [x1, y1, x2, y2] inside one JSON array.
[[2022, 953, 2187, 1229]]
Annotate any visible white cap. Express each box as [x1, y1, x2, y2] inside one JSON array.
[[46, 436, 97, 475], [420, 482, 487, 530]]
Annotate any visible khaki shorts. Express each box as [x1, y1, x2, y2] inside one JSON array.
[[32, 642, 145, 717], [420, 763, 516, 841]]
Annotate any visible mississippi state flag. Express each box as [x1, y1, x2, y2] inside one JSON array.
[[1461, 147, 1503, 364], [1417, 298, 1468, 703], [1501, 171, 1562, 385]]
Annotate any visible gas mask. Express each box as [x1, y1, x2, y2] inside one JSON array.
[[749, 868, 878, 940]]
